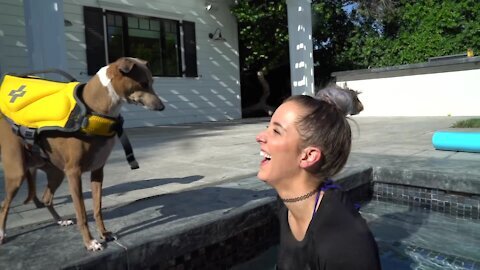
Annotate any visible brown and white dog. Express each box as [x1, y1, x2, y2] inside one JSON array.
[[0, 57, 164, 251]]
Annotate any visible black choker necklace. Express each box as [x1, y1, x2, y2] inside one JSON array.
[[280, 187, 319, 203]]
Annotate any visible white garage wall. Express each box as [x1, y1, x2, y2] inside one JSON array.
[[334, 58, 480, 117]]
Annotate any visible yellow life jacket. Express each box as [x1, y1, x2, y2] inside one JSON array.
[[0, 74, 120, 137]]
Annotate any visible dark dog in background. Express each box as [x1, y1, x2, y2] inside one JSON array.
[[316, 83, 364, 116]]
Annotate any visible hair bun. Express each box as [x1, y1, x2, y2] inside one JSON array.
[[315, 84, 364, 116]]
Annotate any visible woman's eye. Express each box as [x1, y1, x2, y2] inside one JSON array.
[[266, 125, 280, 135]]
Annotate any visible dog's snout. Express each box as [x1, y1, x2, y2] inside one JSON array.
[[150, 92, 165, 111], [156, 101, 165, 111], [145, 92, 165, 111], [130, 90, 165, 111]]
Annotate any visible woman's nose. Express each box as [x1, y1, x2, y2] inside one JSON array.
[[256, 131, 266, 143]]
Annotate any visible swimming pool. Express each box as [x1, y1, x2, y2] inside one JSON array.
[[364, 200, 480, 269], [233, 199, 480, 270]]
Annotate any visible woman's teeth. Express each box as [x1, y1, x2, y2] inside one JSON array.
[[260, 151, 271, 160]]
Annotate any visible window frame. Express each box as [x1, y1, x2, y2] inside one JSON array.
[[84, 6, 198, 78], [105, 10, 183, 77]]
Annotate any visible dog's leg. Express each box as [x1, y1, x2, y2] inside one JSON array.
[[91, 167, 116, 241], [0, 118, 27, 244], [24, 168, 44, 208], [0, 172, 24, 244], [0, 148, 26, 244], [65, 166, 103, 251], [41, 166, 73, 226]]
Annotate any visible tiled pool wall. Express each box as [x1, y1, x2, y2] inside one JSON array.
[[372, 182, 480, 220], [372, 167, 480, 220], [159, 215, 279, 270], [137, 201, 280, 270]]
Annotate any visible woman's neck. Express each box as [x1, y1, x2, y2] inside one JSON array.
[[286, 190, 324, 241], [275, 174, 325, 240]]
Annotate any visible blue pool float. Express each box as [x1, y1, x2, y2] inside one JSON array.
[[432, 131, 480, 153]]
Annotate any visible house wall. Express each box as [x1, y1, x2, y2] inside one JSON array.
[[0, 0, 29, 75], [0, 0, 241, 127], [333, 57, 480, 117]]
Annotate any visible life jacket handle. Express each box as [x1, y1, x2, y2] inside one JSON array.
[[16, 69, 78, 82]]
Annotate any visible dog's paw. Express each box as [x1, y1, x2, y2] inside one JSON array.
[[57, 219, 74, 226], [86, 239, 104, 251], [101, 231, 118, 242]]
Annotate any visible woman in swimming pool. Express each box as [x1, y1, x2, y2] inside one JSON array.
[[256, 94, 380, 270]]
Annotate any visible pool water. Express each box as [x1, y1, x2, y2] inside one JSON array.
[[364, 200, 480, 269], [232, 200, 480, 270]]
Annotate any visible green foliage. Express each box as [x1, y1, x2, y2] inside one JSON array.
[[311, 0, 356, 84], [341, 0, 480, 68], [231, 0, 289, 72], [452, 119, 480, 128], [231, 0, 480, 76]]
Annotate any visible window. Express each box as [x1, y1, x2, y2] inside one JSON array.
[[84, 7, 197, 77]]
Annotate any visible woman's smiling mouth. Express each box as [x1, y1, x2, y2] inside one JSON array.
[[260, 150, 272, 165]]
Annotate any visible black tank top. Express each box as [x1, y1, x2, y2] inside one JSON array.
[[277, 189, 381, 270]]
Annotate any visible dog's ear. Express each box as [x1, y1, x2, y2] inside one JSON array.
[[118, 58, 136, 74]]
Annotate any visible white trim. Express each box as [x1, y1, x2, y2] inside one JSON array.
[[96, 0, 185, 21], [179, 21, 186, 77], [102, 8, 109, 65]]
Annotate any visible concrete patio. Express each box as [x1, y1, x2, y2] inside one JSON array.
[[1, 116, 479, 269]]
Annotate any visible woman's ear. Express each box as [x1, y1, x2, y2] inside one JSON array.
[[299, 147, 322, 169]]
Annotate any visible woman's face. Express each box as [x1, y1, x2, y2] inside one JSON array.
[[256, 101, 305, 185]]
